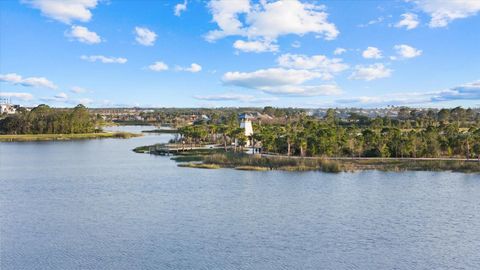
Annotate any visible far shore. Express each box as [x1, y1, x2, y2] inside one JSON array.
[[0, 132, 142, 142], [142, 128, 178, 134]]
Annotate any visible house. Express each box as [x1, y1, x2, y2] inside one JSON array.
[[0, 103, 17, 114]]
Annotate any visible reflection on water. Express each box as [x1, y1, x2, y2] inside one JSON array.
[[1, 126, 479, 269]]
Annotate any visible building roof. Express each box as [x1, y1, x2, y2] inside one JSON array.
[[239, 113, 253, 119]]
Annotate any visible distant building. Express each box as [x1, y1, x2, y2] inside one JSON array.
[[0, 103, 17, 114]]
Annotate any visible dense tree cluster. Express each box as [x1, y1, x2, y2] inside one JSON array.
[[178, 107, 480, 159], [256, 119, 480, 159], [0, 104, 97, 134]]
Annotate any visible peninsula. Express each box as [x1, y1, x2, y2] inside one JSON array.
[[0, 104, 140, 141]]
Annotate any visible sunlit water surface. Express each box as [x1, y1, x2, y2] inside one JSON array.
[[1, 126, 479, 269]]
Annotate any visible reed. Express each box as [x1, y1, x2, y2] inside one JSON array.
[[203, 153, 342, 173], [178, 163, 221, 169]]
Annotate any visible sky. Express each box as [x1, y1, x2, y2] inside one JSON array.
[[0, 0, 479, 108]]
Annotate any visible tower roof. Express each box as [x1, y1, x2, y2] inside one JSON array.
[[239, 113, 253, 119]]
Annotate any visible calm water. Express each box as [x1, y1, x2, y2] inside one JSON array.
[[1, 126, 479, 270]]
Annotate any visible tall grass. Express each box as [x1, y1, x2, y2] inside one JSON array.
[[178, 163, 220, 169], [343, 159, 480, 173], [203, 153, 342, 173]]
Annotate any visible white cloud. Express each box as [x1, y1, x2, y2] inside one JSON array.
[[261, 84, 342, 96], [77, 98, 93, 105], [66, 25, 101, 44], [205, 0, 338, 52], [0, 73, 57, 89], [22, 77, 57, 89], [276, 53, 348, 79], [245, 0, 338, 40], [195, 93, 252, 101], [333, 48, 346, 55], [336, 80, 480, 106], [40, 93, 95, 105], [409, 0, 480, 27], [22, 0, 98, 24], [291, 41, 301, 48], [223, 68, 320, 88], [0, 92, 34, 101], [148, 61, 169, 72], [205, 0, 252, 41], [174, 0, 188, 16], [393, 44, 422, 59], [336, 94, 427, 106], [194, 93, 278, 103], [55, 92, 68, 101], [362, 46, 383, 59], [80, 55, 127, 64], [395, 13, 419, 30], [349, 63, 392, 81], [41, 92, 68, 103], [71, 86, 89, 93], [358, 16, 385, 27], [176, 63, 202, 73], [431, 80, 480, 102], [222, 68, 341, 96], [134, 27, 157, 46], [0, 73, 23, 84], [233, 39, 279, 53]]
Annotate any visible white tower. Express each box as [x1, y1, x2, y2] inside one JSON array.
[[239, 113, 253, 146]]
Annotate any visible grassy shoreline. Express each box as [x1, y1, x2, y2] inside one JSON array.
[[142, 129, 178, 134], [197, 154, 480, 173], [0, 132, 141, 142], [133, 145, 480, 173]]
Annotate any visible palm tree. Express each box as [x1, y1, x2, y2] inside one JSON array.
[[296, 131, 308, 157], [284, 123, 296, 156], [230, 127, 244, 152], [218, 125, 230, 152]]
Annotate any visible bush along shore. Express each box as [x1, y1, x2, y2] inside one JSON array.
[[133, 145, 480, 173], [0, 132, 141, 142], [0, 104, 142, 142]]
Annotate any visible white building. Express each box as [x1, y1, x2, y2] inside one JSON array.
[[0, 103, 17, 114], [239, 113, 254, 146]]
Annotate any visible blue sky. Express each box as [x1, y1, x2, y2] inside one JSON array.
[[0, 0, 479, 108]]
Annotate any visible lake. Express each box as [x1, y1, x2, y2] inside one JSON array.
[[1, 126, 479, 269]]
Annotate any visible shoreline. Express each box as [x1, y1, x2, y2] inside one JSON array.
[[180, 156, 480, 173], [141, 129, 178, 134], [0, 132, 142, 142], [133, 145, 480, 173]]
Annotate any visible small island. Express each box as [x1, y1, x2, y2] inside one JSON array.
[[0, 104, 141, 142]]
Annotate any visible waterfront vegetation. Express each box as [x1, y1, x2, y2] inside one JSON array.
[[177, 163, 221, 169], [2, 104, 479, 172], [0, 104, 140, 141], [134, 106, 480, 173], [176, 107, 480, 159], [174, 152, 480, 173], [142, 128, 178, 134], [202, 153, 342, 172], [0, 132, 140, 142], [0, 104, 96, 134]]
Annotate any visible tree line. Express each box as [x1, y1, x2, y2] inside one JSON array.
[[0, 104, 97, 134], [176, 108, 480, 159]]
